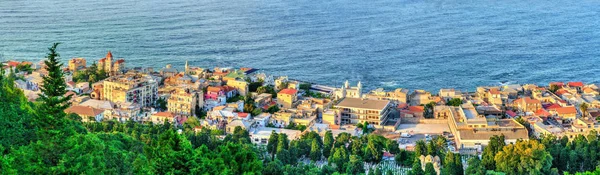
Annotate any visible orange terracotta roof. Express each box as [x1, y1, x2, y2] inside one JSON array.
[[556, 106, 577, 115], [489, 88, 500, 95], [583, 87, 596, 93], [154, 112, 176, 118], [515, 97, 540, 104], [6, 61, 20, 67], [568, 82, 584, 87], [99, 58, 106, 62], [207, 86, 224, 92], [279, 89, 298, 95], [65, 105, 104, 117], [535, 109, 551, 117], [555, 89, 569, 96], [106, 51, 113, 58], [408, 106, 425, 113], [237, 112, 249, 118], [115, 59, 125, 64], [397, 103, 408, 109]]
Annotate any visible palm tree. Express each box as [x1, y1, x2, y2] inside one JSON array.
[[580, 103, 589, 118]]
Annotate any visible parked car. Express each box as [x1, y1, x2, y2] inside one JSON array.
[[401, 133, 412, 138]]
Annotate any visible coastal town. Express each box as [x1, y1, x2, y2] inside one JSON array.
[[4, 51, 600, 173]]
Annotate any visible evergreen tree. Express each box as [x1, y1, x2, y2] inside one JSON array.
[[482, 135, 505, 170], [346, 155, 365, 174], [323, 130, 334, 158], [411, 158, 424, 175], [37, 43, 73, 133], [267, 131, 279, 159], [424, 163, 436, 175], [310, 139, 322, 161], [465, 157, 486, 175]]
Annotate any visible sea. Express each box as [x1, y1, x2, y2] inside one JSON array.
[[1, 0, 599, 92]]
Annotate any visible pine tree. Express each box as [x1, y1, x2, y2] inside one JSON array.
[[310, 139, 322, 161], [38, 43, 72, 117], [323, 130, 334, 158], [424, 163, 436, 175]]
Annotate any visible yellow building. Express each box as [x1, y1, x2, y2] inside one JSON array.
[[277, 89, 298, 109], [226, 79, 249, 96], [168, 88, 203, 117], [102, 73, 158, 107], [151, 112, 176, 124], [98, 51, 125, 75], [68, 58, 86, 72]]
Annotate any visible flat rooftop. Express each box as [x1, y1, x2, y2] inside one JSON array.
[[336, 97, 390, 110]]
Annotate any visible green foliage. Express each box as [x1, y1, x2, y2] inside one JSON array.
[[494, 140, 552, 175], [37, 43, 73, 134], [72, 62, 108, 83], [284, 123, 307, 132], [156, 98, 168, 111], [346, 155, 365, 174], [482, 135, 505, 170], [443, 152, 463, 175], [310, 139, 322, 161], [465, 157, 486, 175], [267, 105, 280, 114], [446, 98, 463, 106], [424, 162, 436, 175], [257, 85, 277, 98], [248, 81, 263, 92], [411, 158, 424, 175]]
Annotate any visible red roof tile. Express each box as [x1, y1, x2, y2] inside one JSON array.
[[535, 109, 551, 117], [544, 104, 562, 110], [408, 106, 424, 113], [568, 82, 584, 87], [279, 89, 298, 95], [506, 110, 517, 117], [397, 103, 408, 109], [115, 59, 125, 64]]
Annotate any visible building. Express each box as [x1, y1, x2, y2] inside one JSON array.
[[277, 89, 298, 109], [322, 110, 341, 126], [365, 88, 409, 104], [102, 73, 159, 107], [226, 119, 251, 134], [439, 89, 462, 101], [333, 80, 362, 99], [168, 88, 203, 117], [476, 87, 503, 107], [68, 58, 86, 72], [446, 103, 528, 154], [511, 97, 542, 113], [250, 127, 302, 145], [335, 97, 392, 126], [151, 112, 176, 124], [409, 90, 433, 106], [98, 51, 125, 75], [65, 105, 105, 122], [226, 79, 249, 96]]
